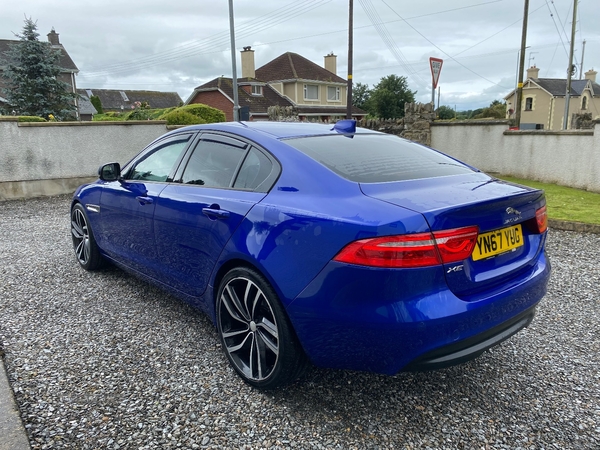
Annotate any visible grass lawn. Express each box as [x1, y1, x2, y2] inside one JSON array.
[[498, 176, 600, 225]]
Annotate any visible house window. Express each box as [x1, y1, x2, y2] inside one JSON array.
[[327, 86, 340, 101], [582, 96, 588, 110], [304, 84, 319, 100], [525, 97, 533, 111], [251, 85, 263, 96]]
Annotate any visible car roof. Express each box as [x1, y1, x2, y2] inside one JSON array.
[[174, 121, 379, 140]]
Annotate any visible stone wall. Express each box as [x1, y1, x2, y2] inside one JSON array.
[[572, 112, 594, 130], [267, 106, 299, 122], [401, 102, 435, 146], [358, 102, 435, 146]]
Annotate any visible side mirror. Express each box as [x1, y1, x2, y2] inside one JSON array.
[[98, 163, 121, 181]]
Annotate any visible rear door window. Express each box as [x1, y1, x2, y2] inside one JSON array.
[[233, 147, 274, 191], [180, 137, 248, 188], [284, 134, 475, 183]]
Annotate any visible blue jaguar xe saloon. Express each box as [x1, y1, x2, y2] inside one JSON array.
[[71, 120, 550, 389]]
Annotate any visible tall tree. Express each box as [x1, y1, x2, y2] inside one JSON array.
[[472, 100, 506, 119], [0, 18, 77, 119], [370, 74, 416, 119], [437, 105, 455, 120], [352, 82, 372, 113]]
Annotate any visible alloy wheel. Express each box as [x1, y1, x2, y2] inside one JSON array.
[[71, 207, 91, 266], [218, 276, 280, 382]]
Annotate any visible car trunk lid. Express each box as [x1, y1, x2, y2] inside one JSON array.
[[360, 173, 547, 298]]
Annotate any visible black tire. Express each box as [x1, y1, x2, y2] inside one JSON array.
[[216, 267, 308, 389], [70, 203, 105, 271]]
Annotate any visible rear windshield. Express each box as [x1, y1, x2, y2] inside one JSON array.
[[284, 133, 475, 183]]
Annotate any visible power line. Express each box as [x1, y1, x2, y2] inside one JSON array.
[[358, 0, 426, 87], [379, 0, 518, 90], [83, 0, 334, 76], [79, 0, 504, 79], [545, 0, 569, 59]]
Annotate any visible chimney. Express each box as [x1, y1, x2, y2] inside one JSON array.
[[585, 69, 597, 83], [47, 28, 60, 45], [324, 52, 337, 75], [526, 65, 539, 80], [241, 46, 255, 79]]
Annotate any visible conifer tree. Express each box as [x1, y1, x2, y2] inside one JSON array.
[[0, 18, 77, 119]]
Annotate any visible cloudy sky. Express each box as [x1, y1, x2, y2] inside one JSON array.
[[1, 0, 597, 111]]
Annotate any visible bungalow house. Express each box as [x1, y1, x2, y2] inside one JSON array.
[[505, 65, 600, 130], [0, 29, 80, 117], [77, 89, 182, 113], [186, 47, 366, 122]]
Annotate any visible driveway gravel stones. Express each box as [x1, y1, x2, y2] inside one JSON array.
[[0, 195, 598, 449]]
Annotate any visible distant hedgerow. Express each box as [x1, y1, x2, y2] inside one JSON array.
[[162, 110, 206, 126]]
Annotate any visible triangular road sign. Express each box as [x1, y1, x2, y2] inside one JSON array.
[[430, 57, 443, 89]]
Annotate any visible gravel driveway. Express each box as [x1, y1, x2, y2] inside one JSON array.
[[0, 195, 598, 450]]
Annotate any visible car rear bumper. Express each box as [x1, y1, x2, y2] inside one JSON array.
[[287, 251, 550, 375], [402, 305, 535, 371]]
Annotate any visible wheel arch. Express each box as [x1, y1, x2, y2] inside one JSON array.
[[210, 257, 303, 341], [212, 257, 286, 307]]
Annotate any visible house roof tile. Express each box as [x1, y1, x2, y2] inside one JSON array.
[[530, 78, 600, 97], [78, 89, 182, 110], [193, 77, 294, 114], [0, 39, 78, 72], [255, 52, 345, 83], [77, 95, 97, 115]]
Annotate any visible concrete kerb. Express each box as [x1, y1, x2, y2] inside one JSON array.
[[548, 219, 600, 235], [0, 353, 30, 450]]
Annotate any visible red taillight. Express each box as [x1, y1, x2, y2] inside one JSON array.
[[433, 226, 480, 263], [333, 226, 479, 268], [535, 205, 548, 233]]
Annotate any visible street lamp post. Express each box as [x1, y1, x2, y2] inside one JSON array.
[[228, 0, 240, 121]]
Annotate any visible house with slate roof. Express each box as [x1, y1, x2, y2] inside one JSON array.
[[186, 47, 366, 122], [77, 89, 182, 113], [505, 65, 600, 130], [0, 29, 80, 116]]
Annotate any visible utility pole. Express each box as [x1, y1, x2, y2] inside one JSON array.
[[515, 0, 529, 130], [563, 0, 578, 130], [346, 0, 353, 119], [228, 0, 240, 121], [580, 39, 586, 80]]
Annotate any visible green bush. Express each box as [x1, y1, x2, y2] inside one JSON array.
[[90, 95, 103, 114], [151, 107, 174, 119], [127, 108, 153, 120], [162, 110, 206, 126], [18, 116, 47, 122], [161, 104, 225, 123], [92, 112, 127, 121]]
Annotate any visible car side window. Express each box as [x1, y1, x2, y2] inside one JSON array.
[[181, 139, 247, 188], [129, 139, 189, 182], [233, 147, 273, 190]]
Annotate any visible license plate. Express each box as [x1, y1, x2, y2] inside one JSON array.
[[472, 224, 523, 261]]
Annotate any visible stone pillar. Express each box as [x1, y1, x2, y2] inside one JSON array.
[[401, 102, 435, 146]]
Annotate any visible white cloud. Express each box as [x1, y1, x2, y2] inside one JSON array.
[[2, 0, 597, 112]]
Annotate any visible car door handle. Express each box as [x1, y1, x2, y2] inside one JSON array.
[[202, 208, 230, 220], [136, 196, 154, 205]]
